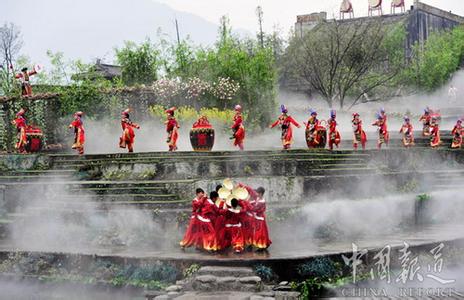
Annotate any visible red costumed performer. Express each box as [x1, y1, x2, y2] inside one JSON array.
[[241, 184, 272, 251], [327, 110, 341, 150], [372, 109, 389, 149], [399, 116, 414, 148], [352, 113, 367, 150], [419, 108, 432, 137], [12, 108, 27, 153], [165, 107, 179, 151], [269, 105, 301, 150], [305, 109, 326, 148], [119, 109, 140, 153], [451, 120, 463, 149], [196, 192, 219, 252], [231, 105, 245, 150], [15, 67, 37, 96], [430, 116, 441, 148], [69, 111, 85, 155], [180, 188, 206, 249], [219, 198, 246, 253]]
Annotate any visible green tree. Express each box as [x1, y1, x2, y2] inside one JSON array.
[[115, 40, 161, 85], [282, 19, 406, 109], [405, 25, 464, 90]]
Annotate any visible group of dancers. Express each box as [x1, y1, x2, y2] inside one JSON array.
[[179, 182, 272, 253], [268, 105, 463, 150], [12, 104, 463, 154]]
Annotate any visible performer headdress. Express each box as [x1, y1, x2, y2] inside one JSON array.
[[74, 111, 84, 117], [21, 67, 28, 72], [165, 107, 177, 116], [122, 108, 131, 117], [234, 105, 242, 112], [424, 107, 430, 114], [309, 109, 317, 116], [376, 113, 382, 120], [380, 107, 385, 114], [404, 116, 410, 121], [330, 109, 336, 118], [16, 108, 26, 117], [352, 112, 359, 118], [280, 104, 288, 114], [458, 119, 462, 124]]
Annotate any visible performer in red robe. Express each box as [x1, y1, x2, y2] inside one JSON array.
[[240, 184, 272, 251], [180, 188, 205, 249], [352, 113, 367, 150], [419, 108, 431, 137], [399, 116, 414, 148], [219, 198, 246, 253], [212, 185, 230, 251], [196, 193, 219, 252], [12, 108, 27, 153], [430, 116, 441, 148], [69, 111, 85, 155], [119, 109, 140, 153], [269, 105, 301, 150], [306, 109, 324, 147], [372, 110, 389, 149], [231, 105, 245, 150], [165, 107, 179, 151], [327, 110, 341, 150], [451, 119, 463, 149], [15, 67, 37, 96]]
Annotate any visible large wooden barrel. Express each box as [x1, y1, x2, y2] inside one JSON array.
[[190, 127, 215, 151], [25, 125, 43, 153], [305, 127, 327, 149]]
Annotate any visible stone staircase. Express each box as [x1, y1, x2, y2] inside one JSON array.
[[148, 266, 299, 300]]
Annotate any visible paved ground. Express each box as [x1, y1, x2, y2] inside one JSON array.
[[0, 224, 463, 262]]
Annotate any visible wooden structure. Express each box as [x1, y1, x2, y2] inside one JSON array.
[[391, 0, 405, 14], [340, 0, 354, 19], [368, 0, 383, 16]]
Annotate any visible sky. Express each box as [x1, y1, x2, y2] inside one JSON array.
[[0, 0, 463, 66], [155, 0, 464, 35]]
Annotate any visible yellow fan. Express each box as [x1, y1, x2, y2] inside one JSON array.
[[232, 187, 249, 200], [223, 178, 234, 190], [218, 187, 231, 199]]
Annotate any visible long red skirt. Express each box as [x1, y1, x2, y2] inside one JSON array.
[[234, 126, 245, 150], [224, 225, 245, 253], [180, 215, 201, 248], [252, 216, 272, 250], [242, 213, 254, 247], [196, 215, 218, 251]]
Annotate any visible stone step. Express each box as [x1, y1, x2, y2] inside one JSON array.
[[192, 274, 262, 293], [39, 193, 181, 202], [197, 266, 255, 278], [48, 149, 370, 161], [66, 186, 167, 195]]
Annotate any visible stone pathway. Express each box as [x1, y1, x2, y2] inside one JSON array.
[[146, 266, 299, 300]]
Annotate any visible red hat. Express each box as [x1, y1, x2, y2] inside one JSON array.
[[352, 112, 359, 117], [16, 108, 26, 117], [74, 111, 84, 117], [165, 107, 177, 115], [234, 105, 242, 112], [121, 108, 131, 117]]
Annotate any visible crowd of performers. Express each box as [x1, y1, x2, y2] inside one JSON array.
[[180, 182, 272, 253], [11, 105, 464, 155], [269, 105, 464, 150]]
